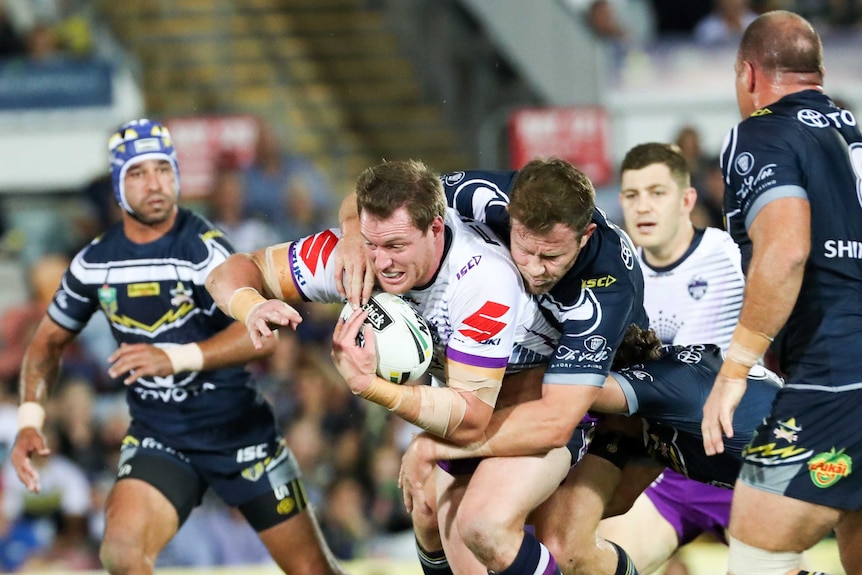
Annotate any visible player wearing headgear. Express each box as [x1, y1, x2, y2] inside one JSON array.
[[9, 119, 348, 575]]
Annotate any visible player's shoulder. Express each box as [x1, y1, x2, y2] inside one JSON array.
[[440, 170, 517, 194], [445, 211, 513, 269], [176, 209, 235, 259], [698, 227, 742, 260]]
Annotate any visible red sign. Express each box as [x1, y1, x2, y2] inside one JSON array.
[[509, 107, 612, 186], [164, 114, 260, 198]]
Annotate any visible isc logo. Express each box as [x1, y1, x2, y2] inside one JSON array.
[[581, 275, 616, 289]]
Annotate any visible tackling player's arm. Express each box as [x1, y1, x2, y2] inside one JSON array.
[[206, 242, 308, 348], [702, 197, 808, 455], [332, 308, 501, 445], [334, 192, 374, 307]]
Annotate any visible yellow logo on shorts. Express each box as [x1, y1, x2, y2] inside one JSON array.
[[808, 448, 852, 488], [241, 462, 265, 482], [277, 497, 296, 515]]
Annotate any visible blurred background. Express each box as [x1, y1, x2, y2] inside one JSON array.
[[0, 0, 858, 573]]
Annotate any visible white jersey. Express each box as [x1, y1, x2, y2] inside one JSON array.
[[271, 209, 557, 382], [640, 227, 744, 351]]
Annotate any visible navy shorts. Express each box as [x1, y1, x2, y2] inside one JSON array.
[[739, 386, 862, 510], [115, 405, 307, 531]]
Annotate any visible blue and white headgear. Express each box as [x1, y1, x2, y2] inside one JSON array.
[[108, 119, 180, 214]]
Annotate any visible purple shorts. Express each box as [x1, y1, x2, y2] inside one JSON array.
[[644, 469, 732, 545]]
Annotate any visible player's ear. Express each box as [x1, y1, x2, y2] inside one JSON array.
[[682, 186, 698, 213]]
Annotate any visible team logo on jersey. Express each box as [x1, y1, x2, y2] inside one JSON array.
[[128, 282, 160, 298], [55, 290, 69, 309], [808, 448, 852, 488], [98, 284, 118, 316], [796, 109, 830, 129], [750, 108, 772, 117], [773, 418, 801, 443], [170, 282, 194, 308], [584, 335, 607, 353], [734, 152, 755, 176], [444, 171, 466, 185], [687, 276, 708, 300], [625, 369, 653, 382], [581, 275, 616, 289], [553, 288, 602, 338]]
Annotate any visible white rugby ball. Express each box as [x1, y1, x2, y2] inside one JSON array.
[[339, 292, 433, 384]]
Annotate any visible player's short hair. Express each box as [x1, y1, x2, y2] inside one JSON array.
[[620, 143, 691, 190], [355, 160, 446, 233], [108, 118, 179, 214], [738, 11, 823, 80], [612, 324, 663, 371], [508, 158, 595, 237]]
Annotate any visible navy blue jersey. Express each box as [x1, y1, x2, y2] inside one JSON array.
[[48, 209, 263, 450], [611, 344, 782, 487], [442, 170, 649, 386], [720, 90, 862, 387]]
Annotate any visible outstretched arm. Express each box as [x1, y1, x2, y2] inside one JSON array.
[[11, 316, 76, 492], [334, 192, 374, 307], [206, 247, 304, 349]]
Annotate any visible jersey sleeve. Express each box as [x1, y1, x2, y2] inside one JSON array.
[[722, 118, 808, 234], [195, 227, 236, 329], [47, 249, 100, 333], [544, 279, 641, 387], [262, 229, 345, 305], [444, 255, 523, 369]]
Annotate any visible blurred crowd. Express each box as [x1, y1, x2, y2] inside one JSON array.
[[0, 122, 422, 571], [0, 0, 94, 62], [570, 0, 862, 47]]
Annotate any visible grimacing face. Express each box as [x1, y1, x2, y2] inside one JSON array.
[[509, 219, 591, 295], [619, 162, 695, 260], [360, 206, 443, 295], [123, 159, 178, 225]]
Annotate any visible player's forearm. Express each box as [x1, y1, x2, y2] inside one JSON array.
[[20, 342, 62, 405], [338, 192, 359, 231], [206, 252, 271, 318]]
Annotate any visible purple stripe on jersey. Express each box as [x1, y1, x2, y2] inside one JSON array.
[[447, 347, 508, 369], [537, 544, 558, 575], [287, 242, 312, 302]]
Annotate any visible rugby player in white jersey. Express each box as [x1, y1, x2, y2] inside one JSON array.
[[600, 142, 745, 573], [206, 159, 568, 575]]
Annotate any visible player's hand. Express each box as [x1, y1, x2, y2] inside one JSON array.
[[108, 342, 173, 384], [331, 308, 376, 395], [399, 434, 437, 513], [701, 373, 747, 456], [333, 231, 375, 308], [244, 300, 303, 350], [10, 428, 50, 493]]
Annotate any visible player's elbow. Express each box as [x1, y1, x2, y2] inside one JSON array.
[[444, 415, 488, 446], [545, 413, 580, 449]]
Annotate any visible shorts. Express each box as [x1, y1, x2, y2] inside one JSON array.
[[739, 386, 862, 510], [645, 469, 731, 545], [115, 410, 307, 531]]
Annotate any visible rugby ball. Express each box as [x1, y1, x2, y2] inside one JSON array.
[[339, 292, 433, 384]]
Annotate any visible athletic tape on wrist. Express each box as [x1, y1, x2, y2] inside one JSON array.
[[18, 401, 46, 431], [164, 343, 204, 373], [358, 377, 404, 411], [723, 324, 773, 379], [227, 287, 268, 324]]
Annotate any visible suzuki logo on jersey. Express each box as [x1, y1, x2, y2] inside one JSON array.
[[456, 256, 482, 280], [581, 275, 616, 289], [299, 230, 338, 275], [458, 301, 509, 343]]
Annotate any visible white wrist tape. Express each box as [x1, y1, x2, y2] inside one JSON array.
[[18, 402, 46, 431], [164, 343, 204, 373]]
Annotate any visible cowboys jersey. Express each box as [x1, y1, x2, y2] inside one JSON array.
[[721, 90, 862, 387], [269, 209, 557, 381], [48, 209, 259, 450], [441, 170, 649, 386]]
